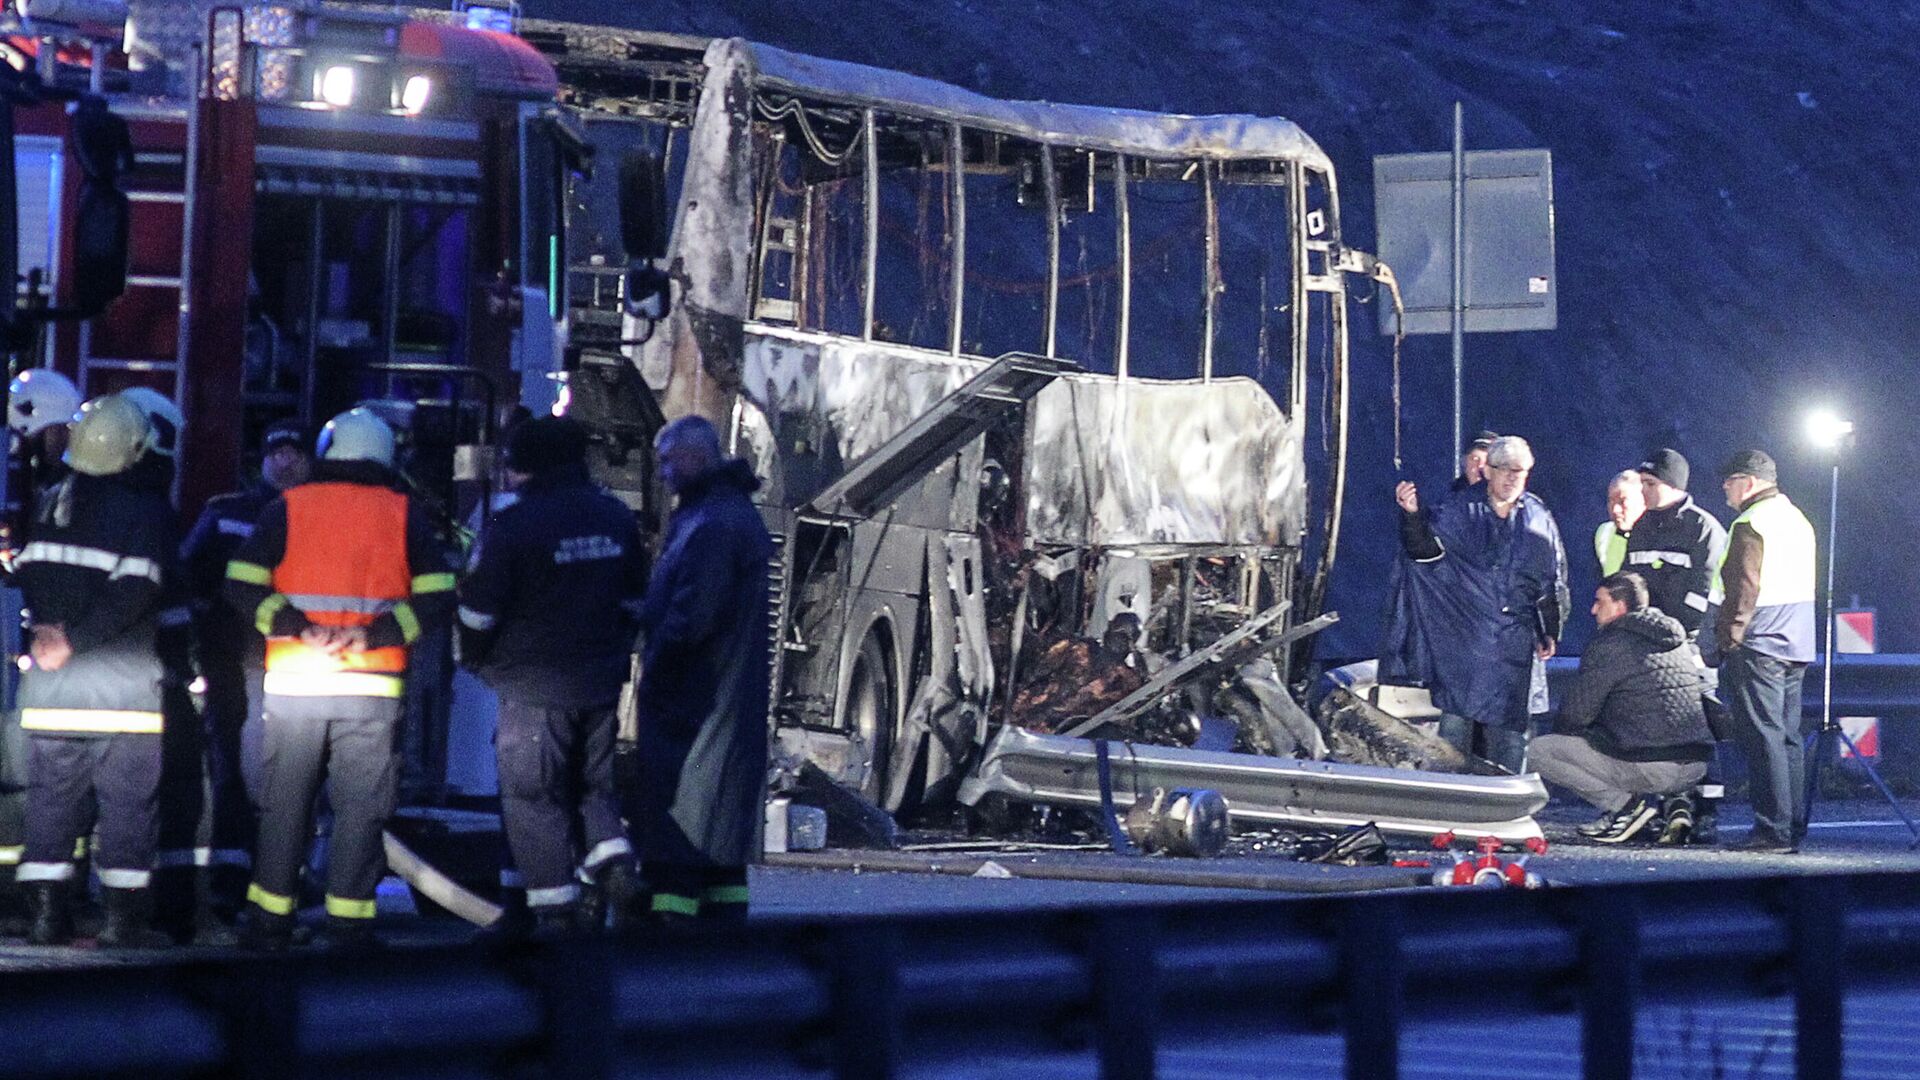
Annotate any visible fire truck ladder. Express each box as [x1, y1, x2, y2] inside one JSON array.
[[802, 352, 1078, 521]]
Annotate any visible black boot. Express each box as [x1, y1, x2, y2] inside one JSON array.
[[601, 861, 640, 933], [26, 882, 73, 946], [237, 907, 294, 952], [97, 887, 172, 949], [530, 904, 580, 942], [579, 859, 638, 934], [312, 916, 380, 955]]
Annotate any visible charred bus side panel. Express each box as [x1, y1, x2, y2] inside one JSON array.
[[566, 36, 1345, 811]]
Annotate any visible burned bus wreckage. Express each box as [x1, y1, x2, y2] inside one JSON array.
[[539, 24, 1548, 844], [0, 0, 1546, 901]]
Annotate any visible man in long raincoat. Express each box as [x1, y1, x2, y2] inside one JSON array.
[[1381, 435, 1569, 773]]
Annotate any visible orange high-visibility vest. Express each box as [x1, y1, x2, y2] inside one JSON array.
[[263, 483, 413, 697]]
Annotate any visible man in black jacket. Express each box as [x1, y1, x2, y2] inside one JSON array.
[[634, 416, 773, 923], [1531, 572, 1714, 844], [1629, 449, 1728, 641], [457, 417, 645, 937], [178, 420, 309, 916]]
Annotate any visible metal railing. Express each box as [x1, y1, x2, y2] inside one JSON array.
[[6, 869, 1917, 1079]]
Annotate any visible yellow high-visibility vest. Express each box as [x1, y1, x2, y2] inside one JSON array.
[[1594, 521, 1628, 576], [1710, 492, 1815, 606]]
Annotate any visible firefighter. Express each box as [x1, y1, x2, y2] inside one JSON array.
[[457, 416, 644, 938], [225, 408, 454, 951], [14, 393, 176, 947], [180, 420, 310, 918], [633, 416, 773, 923]]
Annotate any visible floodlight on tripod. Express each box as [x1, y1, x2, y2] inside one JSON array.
[[1801, 408, 1919, 847]]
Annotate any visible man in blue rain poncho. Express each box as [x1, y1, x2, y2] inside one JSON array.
[[1380, 436, 1569, 773]]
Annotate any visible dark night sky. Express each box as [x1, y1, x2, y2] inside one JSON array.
[[529, 0, 1920, 657]]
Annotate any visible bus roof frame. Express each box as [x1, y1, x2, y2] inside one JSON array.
[[741, 41, 1334, 172]]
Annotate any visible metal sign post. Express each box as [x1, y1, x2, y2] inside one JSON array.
[[1450, 101, 1464, 466]]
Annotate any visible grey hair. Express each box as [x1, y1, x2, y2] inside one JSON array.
[[655, 414, 723, 466], [1606, 469, 1640, 494], [1487, 435, 1535, 471]]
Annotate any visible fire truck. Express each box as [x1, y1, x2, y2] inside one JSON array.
[[0, 1, 1545, 899]]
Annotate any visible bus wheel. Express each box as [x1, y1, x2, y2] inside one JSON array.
[[843, 629, 896, 806]]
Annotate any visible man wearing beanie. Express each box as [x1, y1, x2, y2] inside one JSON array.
[[1628, 449, 1728, 642], [1450, 430, 1499, 493], [1708, 449, 1816, 853], [457, 416, 646, 937]]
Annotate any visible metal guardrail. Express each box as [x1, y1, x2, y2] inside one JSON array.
[[1540, 652, 1920, 717], [5, 870, 1918, 1079]]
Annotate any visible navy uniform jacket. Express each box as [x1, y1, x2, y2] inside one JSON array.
[[456, 465, 646, 709], [1622, 496, 1726, 638], [182, 482, 278, 667]]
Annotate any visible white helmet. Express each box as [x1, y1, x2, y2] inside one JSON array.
[[7, 368, 81, 438], [318, 407, 396, 467], [119, 386, 186, 458]]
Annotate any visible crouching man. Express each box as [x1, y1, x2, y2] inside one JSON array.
[[1531, 571, 1714, 844]]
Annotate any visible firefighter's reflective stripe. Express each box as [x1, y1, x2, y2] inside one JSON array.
[[21, 708, 164, 733], [1629, 549, 1693, 569], [255, 593, 290, 635], [248, 882, 295, 916], [0, 845, 20, 865], [263, 670, 406, 698], [16, 541, 161, 582], [651, 892, 700, 916], [227, 559, 273, 586], [392, 601, 421, 644], [458, 605, 497, 631], [526, 883, 580, 908], [98, 867, 151, 889], [325, 894, 377, 919], [582, 837, 631, 871], [17, 861, 75, 882], [412, 572, 455, 593], [285, 594, 396, 615], [703, 884, 751, 905], [217, 519, 254, 538]]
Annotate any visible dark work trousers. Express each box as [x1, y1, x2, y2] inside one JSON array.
[[495, 701, 629, 908], [201, 662, 263, 860], [249, 695, 400, 920], [1720, 647, 1810, 844], [18, 733, 162, 889], [153, 683, 211, 934], [646, 863, 749, 921]]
